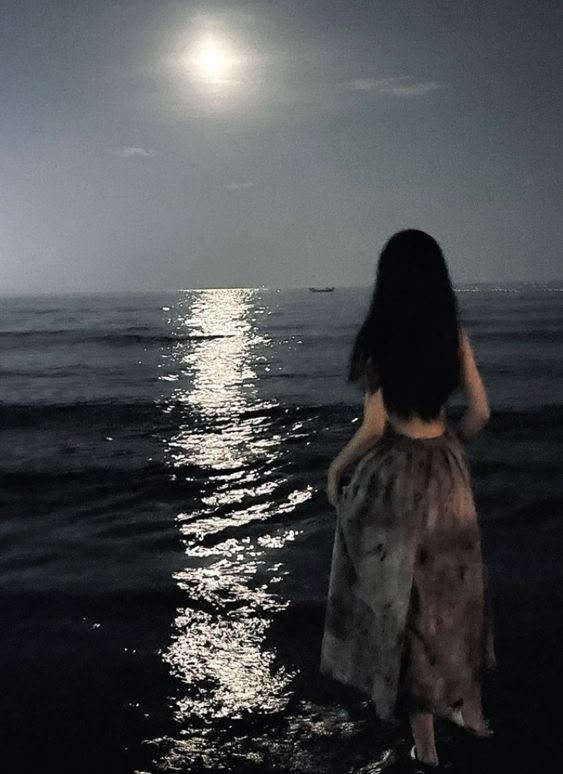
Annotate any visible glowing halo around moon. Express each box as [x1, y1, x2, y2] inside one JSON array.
[[193, 37, 233, 81], [182, 34, 244, 87]]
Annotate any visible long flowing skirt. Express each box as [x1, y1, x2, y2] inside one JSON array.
[[320, 423, 495, 720]]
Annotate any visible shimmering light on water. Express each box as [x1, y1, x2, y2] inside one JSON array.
[[153, 289, 321, 770], [161, 289, 283, 471], [165, 547, 296, 722]]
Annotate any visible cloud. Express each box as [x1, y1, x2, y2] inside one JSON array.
[[380, 80, 441, 97], [350, 79, 380, 91], [224, 181, 253, 190], [350, 77, 442, 97], [114, 146, 156, 158]]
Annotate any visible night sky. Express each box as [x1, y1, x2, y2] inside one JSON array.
[[1, 0, 561, 292]]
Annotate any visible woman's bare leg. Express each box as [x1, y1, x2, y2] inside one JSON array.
[[409, 713, 439, 765], [461, 682, 486, 732]]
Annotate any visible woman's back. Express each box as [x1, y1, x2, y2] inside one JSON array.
[[386, 408, 446, 439], [361, 327, 490, 443]]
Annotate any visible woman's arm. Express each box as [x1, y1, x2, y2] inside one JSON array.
[[327, 389, 386, 504], [457, 328, 491, 440]]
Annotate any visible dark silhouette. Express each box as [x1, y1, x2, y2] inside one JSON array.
[[348, 229, 460, 421], [323, 229, 494, 768]]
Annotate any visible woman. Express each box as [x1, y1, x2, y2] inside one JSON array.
[[320, 229, 495, 770]]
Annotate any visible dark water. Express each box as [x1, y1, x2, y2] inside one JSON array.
[[1, 286, 562, 773]]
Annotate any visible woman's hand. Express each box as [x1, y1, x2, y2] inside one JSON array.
[[327, 462, 342, 508]]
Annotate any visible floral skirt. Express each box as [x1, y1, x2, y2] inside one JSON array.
[[320, 422, 496, 720]]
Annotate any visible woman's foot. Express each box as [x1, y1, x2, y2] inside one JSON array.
[[409, 745, 454, 771], [462, 718, 494, 738], [409, 713, 439, 766], [458, 684, 494, 737], [439, 704, 494, 737], [409, 745, 440, 770]]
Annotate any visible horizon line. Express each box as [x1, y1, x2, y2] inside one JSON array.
[[0, 280, 562, 297]]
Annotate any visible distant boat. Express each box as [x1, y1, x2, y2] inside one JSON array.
[[308, 286, 335, 292]]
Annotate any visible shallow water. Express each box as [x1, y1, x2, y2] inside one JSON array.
[[0, 285, 562, 773]]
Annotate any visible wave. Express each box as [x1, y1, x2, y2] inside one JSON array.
[[0, 586, 187, 612], [0, 399, 164, 428], [0, 461, 203, 500], [2, 327, 559, 347], [0, 399, 561, 423], [469, 329, 562, 343], [0, 397, 343, 430], [0, 329, 235, 347]]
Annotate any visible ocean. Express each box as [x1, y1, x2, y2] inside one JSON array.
[[1, 285, 561, 773]]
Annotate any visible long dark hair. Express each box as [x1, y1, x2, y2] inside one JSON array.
[[348, 229, 461, 420]]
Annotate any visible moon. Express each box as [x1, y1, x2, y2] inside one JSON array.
[[189, 35, 239, 85]]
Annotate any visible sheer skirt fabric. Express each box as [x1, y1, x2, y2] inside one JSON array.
[[320, 423, 495, 720]]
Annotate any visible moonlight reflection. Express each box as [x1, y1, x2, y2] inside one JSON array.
[[152, 289, 314, 770], [164, 288, 273, 469]]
